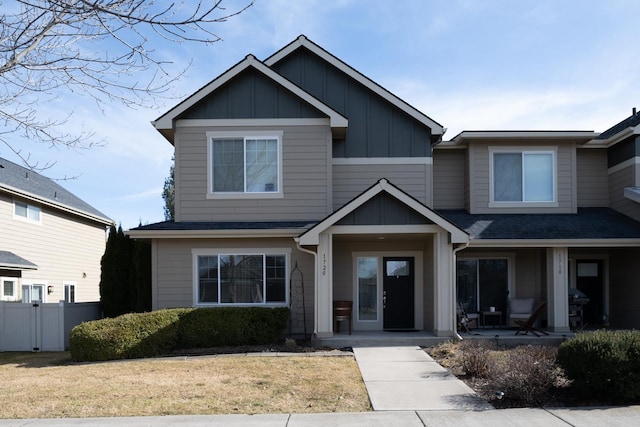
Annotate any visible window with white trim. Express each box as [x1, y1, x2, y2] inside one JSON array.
[[195, 252, 288, 305], [64, 283, 76, 303], [14, 201, 41, 222], [21, 282, 46, 303], [208, 133, 281, 195], [1, 277, 17, 301], [491, 150, 555, 203]]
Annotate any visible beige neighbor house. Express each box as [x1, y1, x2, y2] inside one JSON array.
[[0, 157, 113, 304], [128, 35, 640, 340]]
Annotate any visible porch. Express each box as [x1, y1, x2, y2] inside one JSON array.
[[312, 328, 573, 349]]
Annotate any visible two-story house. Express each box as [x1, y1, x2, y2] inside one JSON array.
[[129, 36, 640, 339], [0, 157, 113, 303]]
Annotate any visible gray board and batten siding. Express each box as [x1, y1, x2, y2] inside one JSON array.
[[268, 47, 435, 158], [336, 192, 434, 226], [177, 67, 328, 121]]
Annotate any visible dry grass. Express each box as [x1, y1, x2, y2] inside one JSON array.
[[0, 352, 371, 419]]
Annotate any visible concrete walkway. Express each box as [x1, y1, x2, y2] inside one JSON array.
[[353, 345, 492, 411], [2, 407, 640, 426]]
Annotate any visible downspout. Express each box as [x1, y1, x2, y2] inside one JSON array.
[[452, 241, 469, 341], [295, 238, 318, 337]]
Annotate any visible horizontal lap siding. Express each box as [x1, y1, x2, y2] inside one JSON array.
[[332, 163, 430, 210], [176, 125, 330, 222], [154, 238, 315, 333], [433, 149, 465, 209], [0, 194, 105, 302], [576, 149, 608, 207], [470, 141, 575, 214]]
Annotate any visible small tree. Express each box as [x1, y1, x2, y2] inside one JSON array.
[[162, 156, 175, 221], [100, 225, 152, 317]]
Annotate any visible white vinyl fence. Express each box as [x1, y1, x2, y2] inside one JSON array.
[[0, 301, 101, 351]]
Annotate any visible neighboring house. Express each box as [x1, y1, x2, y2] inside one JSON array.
[[0, 157, 113, 303], [128, 35, 640, 339]]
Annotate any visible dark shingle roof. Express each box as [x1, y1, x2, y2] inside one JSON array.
[[0, 157, 111, 224], [131, 220, 317, 231], [597, 110, 640, 140], [0, 251, 37, 270], [437, 208, 640, 240]]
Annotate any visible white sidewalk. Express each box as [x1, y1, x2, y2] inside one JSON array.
[[352, 345, 493, 411]]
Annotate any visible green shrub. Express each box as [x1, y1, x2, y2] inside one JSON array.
[[70, 309, 187, 361], [70, 307, 289, 362], [177, 307, 290, 348], [557, 330, 640, 403]]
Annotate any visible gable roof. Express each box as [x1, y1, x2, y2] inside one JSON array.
[[0, 250, 37, 270], [438, 208, 640, 246], [596, 108, 640, 142], [152, 54, 348, 143], [296, 178, 468, 246], [0, 157, 112, 225], [265, 35, 444, 136]]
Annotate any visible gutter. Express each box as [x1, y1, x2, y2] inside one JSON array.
[[294, 238, 318, 337], [452, 241, 469, 341]]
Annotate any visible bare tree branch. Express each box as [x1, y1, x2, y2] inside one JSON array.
[[0, 0, 254, 170]]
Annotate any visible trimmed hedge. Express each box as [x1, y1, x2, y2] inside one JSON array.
[[70, 307, 289, 362], [557, 329, 640, 403]]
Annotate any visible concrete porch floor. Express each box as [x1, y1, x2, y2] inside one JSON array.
[[312, 328, 575, 348]]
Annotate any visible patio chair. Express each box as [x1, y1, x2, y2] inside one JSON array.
[[333, 300, 352, 335], [507, 297, 535, 327], [514, 301, 548, 337], [457, 302, 478, 334]]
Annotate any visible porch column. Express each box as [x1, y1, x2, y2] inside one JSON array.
[[546, 247, 570, 332], [434, 232, 454, 336], [315, 232, 333, 338]]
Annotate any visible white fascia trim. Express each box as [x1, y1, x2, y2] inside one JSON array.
[[586, 127, 640, 147], [332, 157, 432, 165], [154, 55, 348, 130], [0, 185, 113, 226], [176, 118, 330, 128], [624, 187, 640, 204], [126, 228, 309, 239], [264, 36, 443, 134], [468, 238, 640, 248], [330, 224, 443, 235], [451, 131, 598, 143], [608, 157, 640, 175], [297, 178, 468, 245]]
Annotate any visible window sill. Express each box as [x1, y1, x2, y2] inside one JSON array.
[[206, 192, 284, 200], [488, 201, 559, 209]]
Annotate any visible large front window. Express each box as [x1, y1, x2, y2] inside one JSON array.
[[209, 134, 280, 195], [492, 151, 555, 203], [195, 252, 287, 305]]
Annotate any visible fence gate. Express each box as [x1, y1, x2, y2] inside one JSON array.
[[0, 301, 100, 352]]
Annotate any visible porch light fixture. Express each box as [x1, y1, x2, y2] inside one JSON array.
[[47, 285, 54, 295]]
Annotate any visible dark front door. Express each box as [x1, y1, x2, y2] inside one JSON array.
[[576, 260, 604, 326], [383, 257, 414, 330]]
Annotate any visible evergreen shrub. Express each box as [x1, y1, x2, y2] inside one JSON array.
[[556, 329, 640, 403], [70, 307, 289, 362]]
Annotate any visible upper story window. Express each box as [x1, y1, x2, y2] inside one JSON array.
[[207, 131, 283, 198], [491, 149, 556, 204], [14, 201, 41, 223]]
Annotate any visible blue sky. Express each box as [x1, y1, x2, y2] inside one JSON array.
[[3, 0, 640, 229]]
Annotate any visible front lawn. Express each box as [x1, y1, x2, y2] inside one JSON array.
[[0, 351, 370, 419]]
